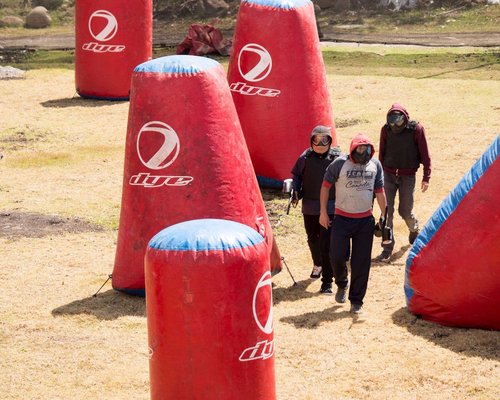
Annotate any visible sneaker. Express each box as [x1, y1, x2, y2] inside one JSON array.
[[335, 287, 347, 303], [409, 230, 419, 245], [350, 303, 363, 314], [374, 250, 391, 263], [310, 265, 322, 279], [320, 283, 332, 295]]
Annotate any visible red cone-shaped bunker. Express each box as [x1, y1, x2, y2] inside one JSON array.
[[406, 135, 500, 330], [227, 0, 337, 186], [113, 55, 282, 295]]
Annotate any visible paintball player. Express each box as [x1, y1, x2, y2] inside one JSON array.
[[375, 104, 432, 263], [319, 133, 386, 314], [290, 125, 342, 293]]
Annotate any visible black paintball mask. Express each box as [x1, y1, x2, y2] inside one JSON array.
[[352, 145, 371, 164], [312, 135, 332, 147], [387, 111, 406, 132]]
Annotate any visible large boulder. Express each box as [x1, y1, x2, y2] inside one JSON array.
[[25, 6, 52, 29], [0, 16, 24, 28]]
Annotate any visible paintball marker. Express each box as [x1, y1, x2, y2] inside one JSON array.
[[374, 206, 393, 245], [282, 178, 298, 215]]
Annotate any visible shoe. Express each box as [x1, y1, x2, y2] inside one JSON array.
[[350, 303, 363, 314], [320, 283, 332, 295], [374, 250, 391, 263], [310, 265, 322, 279], [335, 287, 347, 303], [409, 230, 419, 245]]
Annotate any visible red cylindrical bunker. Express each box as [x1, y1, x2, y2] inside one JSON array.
[[146, 219, 276, 400], [113, 55, 281, 295], [227, 0, 337, 186], [75, 0, 152, 99]]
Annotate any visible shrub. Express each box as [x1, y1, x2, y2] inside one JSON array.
[[31, 0, 64, 10]]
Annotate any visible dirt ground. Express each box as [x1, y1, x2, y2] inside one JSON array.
[[1, 30, 500, 50], [0, 58, 499, 399]]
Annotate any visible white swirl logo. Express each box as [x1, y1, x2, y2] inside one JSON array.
[[88, 10, 118, 42], [136, 121, 180, 170], [238, 43, 272, 82], [252, 271, 273, 334]]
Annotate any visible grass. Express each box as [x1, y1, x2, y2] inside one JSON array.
[[321, 47, 500, 80], [4, 45, 499, 82]]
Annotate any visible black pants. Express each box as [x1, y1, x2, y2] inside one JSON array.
[[330, 215, 375, 306], [303, 214, 333, 284]]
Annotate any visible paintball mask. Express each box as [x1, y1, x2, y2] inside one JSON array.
[[352, 145, 371, 164], [312, 135, 332, 147], [387, 112, 405, 130]]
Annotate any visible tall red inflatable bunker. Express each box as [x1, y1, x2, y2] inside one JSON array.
[[113, 55, 282, 295], [406, 135, 500, 330], [227, 0, 337, 186], [146, 219, 276, 399], [75, 0, 152, 99]]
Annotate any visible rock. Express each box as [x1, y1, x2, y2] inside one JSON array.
[[379, 0, 418, 10], [0, 16, 24, 28], [0, 66, 26, 80], [25, 6, 52, 29], [316, 0, 352, 11], [192, 0, 230, 16], [206, 0, 230, 14]]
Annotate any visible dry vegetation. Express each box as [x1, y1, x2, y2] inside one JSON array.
[[0, 47, 499, 399]]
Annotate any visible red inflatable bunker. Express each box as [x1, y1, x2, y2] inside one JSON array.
[[113, 55, 282, 295], [146, 219, 275, 399], [227, 0, 337, 186], [405, 135, 500, 330], [75, 0, 152, 99]]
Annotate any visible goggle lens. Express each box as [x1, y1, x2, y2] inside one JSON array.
[[312, 137, 331, 146], [388, 113, 405, 127]]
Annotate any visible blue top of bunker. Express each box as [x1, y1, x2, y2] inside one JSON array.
[[134, 55, 221, 74]]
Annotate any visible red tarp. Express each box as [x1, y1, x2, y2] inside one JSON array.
[[177, 24, 232, 56]]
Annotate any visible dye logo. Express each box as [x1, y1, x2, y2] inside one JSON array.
[[89, 10, 118, 41], [230, 43, 280, 98], [238, 44, 272, 82], [252, 271, 273, 334], [136, 121, 180, 169], [239, 271, 274, 362], [129, 121, 193, 188], [82, 9, 125, 53]]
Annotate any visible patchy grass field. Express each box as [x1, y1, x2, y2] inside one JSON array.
[[0, 45, 499, 399]]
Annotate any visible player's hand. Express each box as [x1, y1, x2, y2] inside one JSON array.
[[319, 213, 331, 229], [421, 181, 429, 192]]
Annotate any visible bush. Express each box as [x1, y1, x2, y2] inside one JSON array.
[[31, 0, 64, 10]]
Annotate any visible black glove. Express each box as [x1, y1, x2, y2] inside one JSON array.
[[374, 216, 384, 237]]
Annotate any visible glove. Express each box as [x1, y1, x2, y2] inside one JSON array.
[[374, 216, 384, 237]]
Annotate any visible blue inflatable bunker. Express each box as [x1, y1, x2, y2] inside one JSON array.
[[405, 134, 500, 330]]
